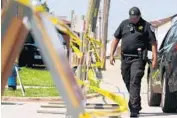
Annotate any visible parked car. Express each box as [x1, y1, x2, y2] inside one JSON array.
[[18, 31, 66, 67], [147, 21, 177, 113], [18, 32, 43, 67]]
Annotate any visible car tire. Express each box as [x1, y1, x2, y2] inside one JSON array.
[[26, 50, 34, 68], [18, 51, 27, 67], [161, 72, 177, 113], [27, 63, 33, 68], [18, 59, 26, 67], [147, 71, 161, 106]]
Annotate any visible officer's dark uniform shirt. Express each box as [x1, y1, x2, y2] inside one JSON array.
[[114, 18, 156, 54]]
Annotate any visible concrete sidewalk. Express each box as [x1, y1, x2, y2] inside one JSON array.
[[2, 59, 177, 118], [87, 60, 177, 118]]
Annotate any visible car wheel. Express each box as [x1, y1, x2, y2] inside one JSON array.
[[161, 72, 177, 113], [147, 71, 161, 106], [26, 51, 34, 68], [27, 63, 33, 68], [18, 51, 27, 67], [18, 59, 26, 67]]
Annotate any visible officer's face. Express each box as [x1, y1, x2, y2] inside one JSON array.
[[129, 16, 140, 24]]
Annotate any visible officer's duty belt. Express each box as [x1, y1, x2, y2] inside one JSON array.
[[122, 53, 138, 57]]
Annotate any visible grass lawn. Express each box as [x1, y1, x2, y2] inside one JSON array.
[[3, 67, 58, 97], [4, 88, 59, 97], [3, 67, 98, 97], [18, 67, 54, 87]]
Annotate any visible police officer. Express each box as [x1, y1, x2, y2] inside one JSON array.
[[110, 7, 157, 117]]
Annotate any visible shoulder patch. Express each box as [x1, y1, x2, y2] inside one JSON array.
[[150, 25, 155, 32]]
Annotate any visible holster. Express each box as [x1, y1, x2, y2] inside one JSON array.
[[121, 49, 148, 61], [142, 49, 148, 61]]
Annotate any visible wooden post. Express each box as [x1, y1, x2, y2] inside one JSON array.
[[82, 0, 94, 82], [76, 15, 87, 104], [98, 10, 102, 57], [69, 10, 75, 66], [1, 17, 28, 94], [1, 0, 8, 8], [101, 0, 111, 70], [77, 15, 85, 80]]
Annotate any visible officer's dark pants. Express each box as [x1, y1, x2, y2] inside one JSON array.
[[121, 57, 146, 112]]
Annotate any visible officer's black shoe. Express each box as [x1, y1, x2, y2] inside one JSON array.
[[130, 112, 139, 117]]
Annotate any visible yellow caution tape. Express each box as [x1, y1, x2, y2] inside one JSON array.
[[77, 79, 128, 112], [90, 47, 103, 68], [80, 109, 122, 118], [70, 43, 83, 58], [15, 0, 31, 6], [88, 69, 100, 89], [16, 0, 46, 12], [34, 5, 46, 12], [78, 79, 128, 118], [88, 69, 98, 83], [91, 61, 103, 68], [15, 1, 81, 48], [13, 1, 125, 117], [84, 33, 104, 68], [48, 15, 82, 46], [47, 13, 103, 69], [42, 14, 83, 57], [85, 34, 102, 47], [85, 110, 121, 117], [85, 68, 128, 112], [79, 112, 92, 118]]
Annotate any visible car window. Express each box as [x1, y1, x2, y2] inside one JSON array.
[[57, 33, 66, 44], [167, 24, 177, 44], [163, 25, 177, 46], [173, 28, 177, 40]]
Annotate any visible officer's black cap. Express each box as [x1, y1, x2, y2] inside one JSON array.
[[129, 7, 141, 18]]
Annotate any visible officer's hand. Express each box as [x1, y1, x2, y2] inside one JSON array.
[[152, 59, 157, 69], [110, 56, 115, 65]]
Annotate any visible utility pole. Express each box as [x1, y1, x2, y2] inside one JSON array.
[[83, 0, 100, 79], [1, 0, 8, 9], [98, 10, 102, 57], [1, 0, 3, 8], [101, 0, 111, 70], [81, 0, 93, 85], [69, 10, 75, 65]]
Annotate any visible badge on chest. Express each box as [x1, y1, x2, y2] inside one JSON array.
[[138, 26, 143, 31]]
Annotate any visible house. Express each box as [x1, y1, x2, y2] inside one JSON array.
[[150, 14, 177, 49], [147, 14, 177, 59]]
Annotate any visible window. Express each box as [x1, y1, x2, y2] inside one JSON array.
[[163, 25, 177, 46], [57, 33, 66, 45], [167, 24, 177, 44]]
